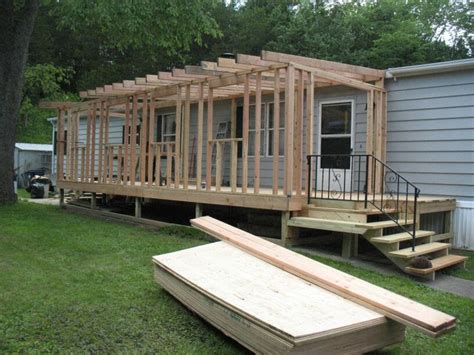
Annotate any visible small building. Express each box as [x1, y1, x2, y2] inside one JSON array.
[[14, 143, 53, 188]]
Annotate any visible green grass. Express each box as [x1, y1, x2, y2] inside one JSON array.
[[0, 202, 473, 354], [15, 188, 30, 199], [444, 249, 474, 281]]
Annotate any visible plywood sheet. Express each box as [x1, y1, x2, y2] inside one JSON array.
[[153, 242, 385, 341]]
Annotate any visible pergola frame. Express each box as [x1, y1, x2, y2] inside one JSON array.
[[42, 51, 387, 210]]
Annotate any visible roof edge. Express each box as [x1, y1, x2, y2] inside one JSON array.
[[386, 58, 474, 79]]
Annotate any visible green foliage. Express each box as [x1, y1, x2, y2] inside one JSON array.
[[17, 64, 76, 144]]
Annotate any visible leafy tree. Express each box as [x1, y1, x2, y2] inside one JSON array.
[[0, 0, 220, 203], [17, 64, 76, 144]]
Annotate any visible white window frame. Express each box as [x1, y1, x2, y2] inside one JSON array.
[[156, 112, 177, 143], [247, 101, 285, 158]]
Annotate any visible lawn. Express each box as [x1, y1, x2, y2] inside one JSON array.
[[1, 202, 473, 354]]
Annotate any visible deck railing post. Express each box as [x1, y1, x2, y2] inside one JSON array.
[[364, 155, 369, 209], [307, 156, 311, 205]]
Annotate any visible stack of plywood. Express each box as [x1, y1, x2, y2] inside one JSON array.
[[152, 217, 456, 354]]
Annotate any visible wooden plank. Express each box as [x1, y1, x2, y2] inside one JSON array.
[[366, 90, 374, 193], [183, 85, 191, 189], [254, 72, 262, 194], [148, 97, 155, 187], [140, 94, 148, 185], [294, 69, 304, 196], [216, 142, 223, 192], [242, 74, 250, 193], [123, 99, 130, 185], [304, 72, 314, 195], [166, 143, 172, 188], [98, 102, 104, 183], [196, 83, 204, 190], [108, 146, 114, 184], [66, 110, 72, 180], [284, 65, 295, 196], [81, 147, 85, 182], [73, 112, 79, 181], [84, 107, 91, 181], [117, 145, 123, 183], [261, 50, 385, 81], [205, 87, 214, 190], [56, 109, 64, 181], [174, 87, 182, 188], [155, 144, 161, 186], [231, 140, 237, 193], [90, 104, 96, 180], [230, 99, 237, 193], [130, 95, 138, 185], [272, 68, 280, 195], [191, 216, 456, 337]]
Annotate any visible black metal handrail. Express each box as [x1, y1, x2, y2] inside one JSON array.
[[307, 154, 420, 251]]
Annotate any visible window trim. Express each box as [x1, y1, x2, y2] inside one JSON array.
[[317, 98, 355, 166]]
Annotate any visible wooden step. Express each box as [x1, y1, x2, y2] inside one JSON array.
[[365, 219, 414, 230], [371, 230, 434, 244], [405, 255, 468, 276], [389, 242, 450, 259], [307, 205, 398, 215], [288, 217, 414, 235]]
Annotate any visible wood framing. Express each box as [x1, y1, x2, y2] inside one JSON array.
[[49, 50, 389, 213]]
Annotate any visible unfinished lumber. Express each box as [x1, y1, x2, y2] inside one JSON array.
[[191, 216, 456, 337], [153, 242, 405, 354]]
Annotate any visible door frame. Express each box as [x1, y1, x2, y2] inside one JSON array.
[[317, 98, 355, 191]]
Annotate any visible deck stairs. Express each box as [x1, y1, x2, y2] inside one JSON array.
[[288, 201, 467, 280]]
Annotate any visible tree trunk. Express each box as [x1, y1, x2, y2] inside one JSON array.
[[0, 0, 39, 203]]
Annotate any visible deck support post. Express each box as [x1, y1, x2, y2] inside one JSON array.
[[195, 203, 203, 218], [91, 192, 97, 209], [281, 211, 298, 246], [59, 188, 65, 208], [342, 233, 358, 258], [135, 197, 142, 218]]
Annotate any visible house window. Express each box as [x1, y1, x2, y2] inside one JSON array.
[[156, 113, 176, 152], [41, 154, 52, 165], [237, 101, 285, 158]]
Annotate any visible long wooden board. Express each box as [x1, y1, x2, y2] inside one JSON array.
[[153, 242, 405, 354], [190, 216, 456, 337]]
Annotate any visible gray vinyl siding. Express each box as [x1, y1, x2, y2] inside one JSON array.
[[385, 69, 474, 200]]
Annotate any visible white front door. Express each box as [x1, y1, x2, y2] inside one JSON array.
[[317, 100, 354, 196]]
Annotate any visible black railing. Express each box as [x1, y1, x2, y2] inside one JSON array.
[[307, 154, 420, 251]]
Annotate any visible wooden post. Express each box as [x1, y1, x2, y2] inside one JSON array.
[[294, 69, 304, 196], [366, 90, 374, 194], [183, 85, 191, 189], [166, 143, 172, 187], [206, 87, 214, 190], [281, 211, 298, 246], [155, 144, 161, 186], [148, 96, 156, 187], [195, 203, 203, 218], [91, 192, 97, 209], [135, 197, 142, 218], [117, 145, 122, 183], [85, 107, 91, 181], [90, 103, 96, 181], [140, 93, 148, 185], [174, 87, 182, 188], [196, 83, 204, 190], [305, 72, 315, 196], [130, 95, 138, 185], [230, 99, 237, 192], [242, 74, 250, 193], [57, 109, 65, 182], [284, 65, 295, 196], [66, 110, 72, 180], [216, 142, 223, 192], [342, 233, 358, 259], [272, 68, 281, 195], [254, 72, 262, 194], [123, 99, 130, 185], [98, 102, 104, 183], [59, 188, 65, 208]]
